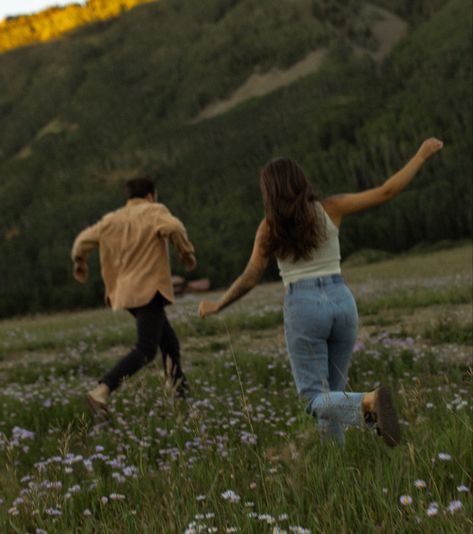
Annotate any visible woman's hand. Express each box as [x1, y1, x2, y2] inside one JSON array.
[[416, 138, 443, 162], [199, 300, 220, 318]]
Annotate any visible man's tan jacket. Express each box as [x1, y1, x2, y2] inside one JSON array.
[[71, 198, 195, 309]]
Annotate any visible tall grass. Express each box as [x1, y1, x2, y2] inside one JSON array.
[[0, 246, 472, 532]]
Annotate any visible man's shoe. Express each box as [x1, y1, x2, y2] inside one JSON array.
[[85, 392, 110, 421], [174, 375, 190, 400]]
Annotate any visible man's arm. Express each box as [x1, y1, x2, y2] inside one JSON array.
[[71, 222, 101, 283], [156, 206, 196, 271]]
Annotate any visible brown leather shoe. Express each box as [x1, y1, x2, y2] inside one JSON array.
[[364, 386, 401, 447], [85, 393, 110, 421]]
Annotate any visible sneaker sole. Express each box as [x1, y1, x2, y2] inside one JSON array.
[[85, 393, 110, 422], [375, 387, 401, 447]]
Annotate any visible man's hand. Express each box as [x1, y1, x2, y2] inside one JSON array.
[[182, 253, 197, 272], [73, 261, 88, 283], [199, 300, 220, 318], [416, 138, 443, 162]]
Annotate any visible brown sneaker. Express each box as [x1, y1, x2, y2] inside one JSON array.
[[364, 386, 401, 447], [85, 393, 110, 422]]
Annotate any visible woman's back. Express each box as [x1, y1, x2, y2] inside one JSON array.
[[276, 202, 341, 286]]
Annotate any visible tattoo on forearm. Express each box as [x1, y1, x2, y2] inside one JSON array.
[[219, 263, 264, 311]]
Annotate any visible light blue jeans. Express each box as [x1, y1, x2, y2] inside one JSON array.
[[283, 274, 364, 444]]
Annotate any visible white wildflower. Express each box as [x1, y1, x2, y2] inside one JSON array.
[[221, 490, 240, 503], [399, 495, 413, 506]]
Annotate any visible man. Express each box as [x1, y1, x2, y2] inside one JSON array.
[[71, 177, 196, 418]]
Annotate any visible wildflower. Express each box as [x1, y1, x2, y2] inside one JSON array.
[[112, 472, 126, 483], [123, 465, 139, 477], [382, 488, 388, 494], [83, 460, 93, 472], [195, 495, 206, 501], [8, 507, 19, 516], [288, 527, 311, 534], [457, 485, 470, 492], [249, 482, 257, 490], [426, 502, 439, 517], [36, 529, 47, 534], [258, 514, 275, 524], [44, 480, 62, 490], [414, 479, 427, 489], [447, 500, 462, 513], [221, 490, 240, 503], [12, 427, 34, 440], [240, 431, 258, 445], [45, 507, 62, 516], [426, 507, 438, 517], [101, 496, 109, 505], [438, 452, 452, 461], [83, 509, 92, 516], [109, 493, 126, 501], [399, 495, 413, 506]]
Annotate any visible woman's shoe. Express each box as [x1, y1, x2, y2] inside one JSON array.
[[363, 386, 401, 447]]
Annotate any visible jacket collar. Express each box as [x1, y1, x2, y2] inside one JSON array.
[[126, 198, 151, 207]]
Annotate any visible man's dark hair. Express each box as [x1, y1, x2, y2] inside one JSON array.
[[125, 177, 155, 199]]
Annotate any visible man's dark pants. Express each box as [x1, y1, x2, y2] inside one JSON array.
[[100, 292, 188, 396]]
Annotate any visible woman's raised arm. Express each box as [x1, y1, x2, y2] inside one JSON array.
[[199, 219, 270, 318], [322, 138, 443, 226]]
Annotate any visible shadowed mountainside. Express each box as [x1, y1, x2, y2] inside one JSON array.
[[0, 0, 471, 317]]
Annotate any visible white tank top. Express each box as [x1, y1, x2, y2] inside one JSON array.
[[276, 203, 341, 287]]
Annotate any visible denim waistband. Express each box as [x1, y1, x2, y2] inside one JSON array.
[[287, 274, 344, 293]]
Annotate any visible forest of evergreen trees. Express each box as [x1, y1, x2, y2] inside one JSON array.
[[0, 0, 470, 318]]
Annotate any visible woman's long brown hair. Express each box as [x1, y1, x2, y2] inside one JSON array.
[[260, 157, 326, 261]]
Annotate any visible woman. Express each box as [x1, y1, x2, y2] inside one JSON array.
[[199, 138, 443, 446]]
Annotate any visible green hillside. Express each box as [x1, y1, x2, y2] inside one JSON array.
[[0, 0, 471, 318]]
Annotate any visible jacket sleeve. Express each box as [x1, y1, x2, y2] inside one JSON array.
[[71, 221, 101, 264], [155, 205, 195, 260]]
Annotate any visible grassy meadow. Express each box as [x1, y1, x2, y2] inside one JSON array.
[[0, 243, 472, 533]]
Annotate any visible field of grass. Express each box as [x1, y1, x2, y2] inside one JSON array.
[[0, 244, 471, 533]]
